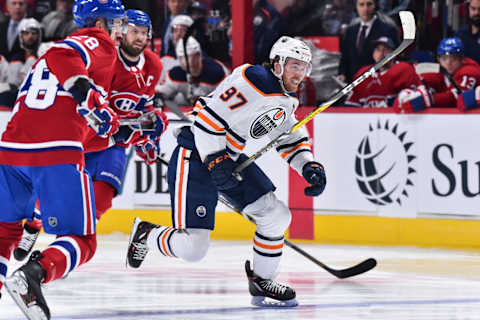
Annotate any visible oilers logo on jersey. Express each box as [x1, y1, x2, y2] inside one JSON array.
[[250, 107, 286, 139]]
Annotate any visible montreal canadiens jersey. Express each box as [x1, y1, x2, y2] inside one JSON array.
[[84, 48, 163, 152], [191, 64, 314, 175], [0, 28, 117, 166], [421, 57, 480, 107], [346, 61, 422, 107], [156, 56, 229, 106]]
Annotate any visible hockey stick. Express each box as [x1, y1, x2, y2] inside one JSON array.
[[216, 193, 377, 279], [119, 118, 190, 127], [233, 11, 416, 175], [155, 156, 376, 278]]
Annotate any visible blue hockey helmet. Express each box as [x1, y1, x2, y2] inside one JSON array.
[[126, 9, 152, 39], [437, 37, 464, 56], [73, 0, 125, 29]]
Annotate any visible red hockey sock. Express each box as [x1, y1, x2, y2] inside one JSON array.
[[93, 180, 115, 220], [38, 234, 97, 283], [0, 221, 23, 290]]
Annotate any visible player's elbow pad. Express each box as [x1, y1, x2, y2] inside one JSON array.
[[68, 78, 90, 105]]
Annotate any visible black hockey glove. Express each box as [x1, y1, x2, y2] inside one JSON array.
[[302, 161, 326, 197], [204, 150, 239, 191]]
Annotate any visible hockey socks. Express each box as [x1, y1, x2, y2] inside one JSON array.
[[0, 221, 23, 293], [252, 232, 284, 279], [147, 226, 177, 258], [38, 234, 96, 283]]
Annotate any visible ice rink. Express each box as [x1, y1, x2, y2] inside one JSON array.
[[2, 234, 480, 320]]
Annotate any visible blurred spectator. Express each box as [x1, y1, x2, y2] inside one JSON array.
[[395, 37, 480, 113], [338, 0, 399, 83], [30, 0, 54, 22], [252, 0, 288, 64], [41, 0, 78, 41], [320, 0, 356, 36], [0, 17, 41, 107], [378, 0, 411, 17], [455, 0, 480, 65], [0, 0, 28, 61], [156, 36, 229, 107], [285, 0, 355, 37], [345, 36, 421, 107], [163, 14, 193, 57], [160, 0, 191, 56], [201, 2, 230, 64]]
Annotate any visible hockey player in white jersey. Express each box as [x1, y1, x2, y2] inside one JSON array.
[[127, 36, 326, 307]]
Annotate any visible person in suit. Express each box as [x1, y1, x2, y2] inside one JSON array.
[[0, 0, 28, 61], [338, 0, 399, 83]]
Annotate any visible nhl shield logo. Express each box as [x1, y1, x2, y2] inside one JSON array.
[[48, 217, 58, 227]]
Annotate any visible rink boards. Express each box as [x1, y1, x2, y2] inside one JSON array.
[[1, 108, 480, 248]]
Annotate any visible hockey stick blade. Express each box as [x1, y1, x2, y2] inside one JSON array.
[[233, 11, 416, 175], [284, 240, 377, 279]]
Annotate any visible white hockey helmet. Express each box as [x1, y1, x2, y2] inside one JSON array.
[[18, 18, 43, 50], [176, 36, 202, 57], [171, 14, 194, 29], [269, 36, 312, 79]]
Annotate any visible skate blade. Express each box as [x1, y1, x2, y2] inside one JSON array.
[[5, 275, 49, 320], [251, 296, 299, 308], [125, 217, 142, 268]]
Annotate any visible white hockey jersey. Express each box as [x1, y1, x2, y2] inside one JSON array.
[[192, 64, 314, 175]]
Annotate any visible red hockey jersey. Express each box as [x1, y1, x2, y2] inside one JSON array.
[[346, 61, 422, 107], [0, 28, 117, 166], [421, 58, 480, 107], [84, 48, 163, 152]]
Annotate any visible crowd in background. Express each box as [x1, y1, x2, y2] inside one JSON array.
[[0, 0, 479, 111]]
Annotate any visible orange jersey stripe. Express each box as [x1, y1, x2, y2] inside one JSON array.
[[177, 148, 188, 229], [197, 112, 225, 132], [281, 142, 311, 159], [226, 134, 245, 150]]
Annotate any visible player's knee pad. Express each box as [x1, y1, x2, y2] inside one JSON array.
[[93, 181, 115, 220], [243, 191, 291, 237], [176, 228, 210, 262]]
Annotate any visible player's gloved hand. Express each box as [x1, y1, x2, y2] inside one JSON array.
[[302, 161, 326, 197], [144, 109, 168, 139], [393, 86, 432, 113], [77, 89, 119, 137], [135, 136, 160, 165], [457, 86, 480, 112], [204, 150, 239, 191]]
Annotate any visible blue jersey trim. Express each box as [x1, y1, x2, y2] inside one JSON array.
[[0, 146, 83, 153], [59, 40, 89, 67], [244, 65, 283, 94]]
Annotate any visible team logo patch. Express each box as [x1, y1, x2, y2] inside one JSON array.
[[48, 217, 58, 227], [250, 107, 286, 139], [111, 92, 142, 112], [196, 206, 207, 218]]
